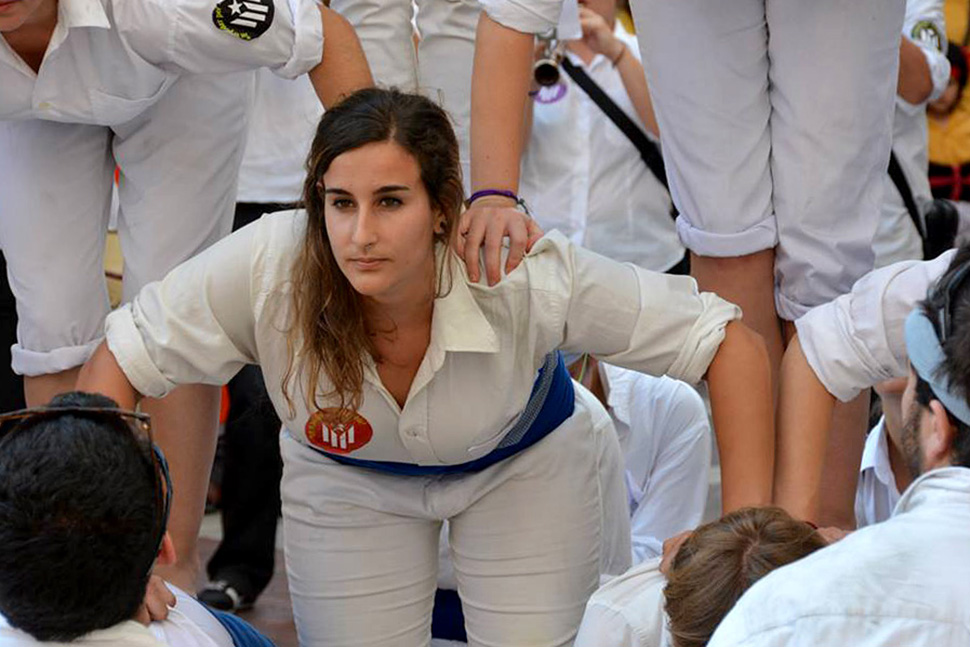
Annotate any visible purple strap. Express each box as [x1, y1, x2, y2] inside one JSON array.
[[466, 189, 518, 206]]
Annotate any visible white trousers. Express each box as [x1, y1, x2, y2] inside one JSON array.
[[280, 386, 632, 647], [0, 71, 253, 376], [329, 0, 479, 190], [634, 0, 906, 319]]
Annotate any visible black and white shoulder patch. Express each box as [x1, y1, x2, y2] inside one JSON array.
[[911, 20, 943, 52], [213, 0, 274, 41]]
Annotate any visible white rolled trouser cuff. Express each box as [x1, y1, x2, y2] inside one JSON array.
[[12, 340, 102, 378], [0, 72, 251, 376], [675, 212, 778, 259]]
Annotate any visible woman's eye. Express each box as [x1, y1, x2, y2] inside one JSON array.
[[331, 199, 354, 209], [379, 196, 403, 208]]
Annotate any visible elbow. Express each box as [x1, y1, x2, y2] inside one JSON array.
[[899, 74, 934, 105]]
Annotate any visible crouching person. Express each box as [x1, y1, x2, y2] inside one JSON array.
[[0, 391, 274, 647]]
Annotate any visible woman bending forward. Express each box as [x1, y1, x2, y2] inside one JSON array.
[[79, 88, 772, 647]]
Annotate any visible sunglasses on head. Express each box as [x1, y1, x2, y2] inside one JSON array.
[[0, 405, 173, 577]]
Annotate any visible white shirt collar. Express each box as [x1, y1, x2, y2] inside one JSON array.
[[894, 466, 970, 516], [58, 0, 111, 31], [859, 418, 897, 493], [431, 253, 500, 355]]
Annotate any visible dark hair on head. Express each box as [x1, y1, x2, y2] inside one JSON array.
[[947, 43, 969, 95], [283, 87, 464, 416], [0, 392, 161, 641], [664, 506, 826, 647], [914, 246, 970, 468]]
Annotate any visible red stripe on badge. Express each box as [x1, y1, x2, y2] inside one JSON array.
[[305, 409, 374, 455]]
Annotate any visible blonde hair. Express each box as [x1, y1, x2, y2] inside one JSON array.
[[282, 88, 464, 416]]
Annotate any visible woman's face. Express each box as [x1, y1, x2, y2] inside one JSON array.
[[0, 0, 49, 33], [322, 140, 444, 304]]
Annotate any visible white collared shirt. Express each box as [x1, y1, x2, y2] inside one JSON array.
[[795, 249, 954, 402], [854, 417, 903, 528], [105, 210, 738, 466], [237, 69, 323, 204], [520, 25, 683, 272], [708, 467, 970, 647], [574, 557, 671, 647], [0, 0, 322, 124], [602, 365, 711, 563]]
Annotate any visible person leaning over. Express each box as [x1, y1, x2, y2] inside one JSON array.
[[76, 87, 772, 646], [0, 0, 371, 590]]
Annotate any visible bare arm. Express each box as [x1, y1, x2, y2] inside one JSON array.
[[309, 5, 374, 108], [773, 334, 837, 523], [897, 37, 933, 105], [76, 342, 140, 411], [462, 13, 542, 285], [704, 320, 774, 512]]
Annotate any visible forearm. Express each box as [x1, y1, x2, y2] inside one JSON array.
[[773, 334, 837, 522], [309, 5, 374, 108], [614, 45, 659, 136], [76, 342, 140, 410], [705, 321, 774, 512], [897, 37, 933, 105], [470, 13, 534, 192]]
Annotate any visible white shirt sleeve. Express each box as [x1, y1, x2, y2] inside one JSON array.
[[795, 250, 955, 402], [116, 0, 324, 78], [104, 217, 269, 399], [479, 0, 564, 34], [899, 0, 950, 111], [574, 602, 641, 647], [528, 232, 741, 385]]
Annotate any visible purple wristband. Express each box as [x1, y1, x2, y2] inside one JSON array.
[[466, 189, 518, 206]]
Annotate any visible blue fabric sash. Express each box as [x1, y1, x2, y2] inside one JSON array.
[[308, 351, 576, 476], [206, 607, 276, 647]]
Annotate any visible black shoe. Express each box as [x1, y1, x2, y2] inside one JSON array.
[[923, 199, 959, 260], [197, 579, 256, 613]]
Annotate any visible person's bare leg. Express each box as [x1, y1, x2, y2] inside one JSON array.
[[816, 391, 870, 529], [690, 249, 785, 400], [24, 368, 81, 406], [142, 383, 221, 592]]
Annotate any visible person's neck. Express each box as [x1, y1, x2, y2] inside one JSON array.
[[887, 434, 914, 494], [3, 0, 59, 73], [566, 39, 596, 66], [362, 276, 435, 338]]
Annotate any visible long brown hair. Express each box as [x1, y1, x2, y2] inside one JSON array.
[[664, 507, 826, 647], [283, 88, 464, 416]]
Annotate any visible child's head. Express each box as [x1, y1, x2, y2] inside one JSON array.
[[664, 507, 826, 647]]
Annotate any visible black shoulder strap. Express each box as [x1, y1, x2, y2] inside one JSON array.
[[561, 57, 669, 191], [888, 150, 926, 240]]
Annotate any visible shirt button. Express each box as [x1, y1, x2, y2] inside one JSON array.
[[407, 428, 419, 438]]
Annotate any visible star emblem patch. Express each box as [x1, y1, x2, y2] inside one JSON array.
[[212, 0, 274, 41]]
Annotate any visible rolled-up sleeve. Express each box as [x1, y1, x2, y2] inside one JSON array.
[[119, 0, 323, 78], [480, 0, 564, 34], [105, 222, 264, 399], [795, 250, 954, 402], [531, 232, 740, 385], [899, 0, 949, 112]]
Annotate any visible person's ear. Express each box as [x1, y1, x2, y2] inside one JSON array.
[[433, 212, 447, 236], [156, 532, 177, 567], [926, 400, 957, 469]]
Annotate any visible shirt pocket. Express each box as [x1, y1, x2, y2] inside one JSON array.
[[88, 78, 173, 126], [465, 410, 522, 454]]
